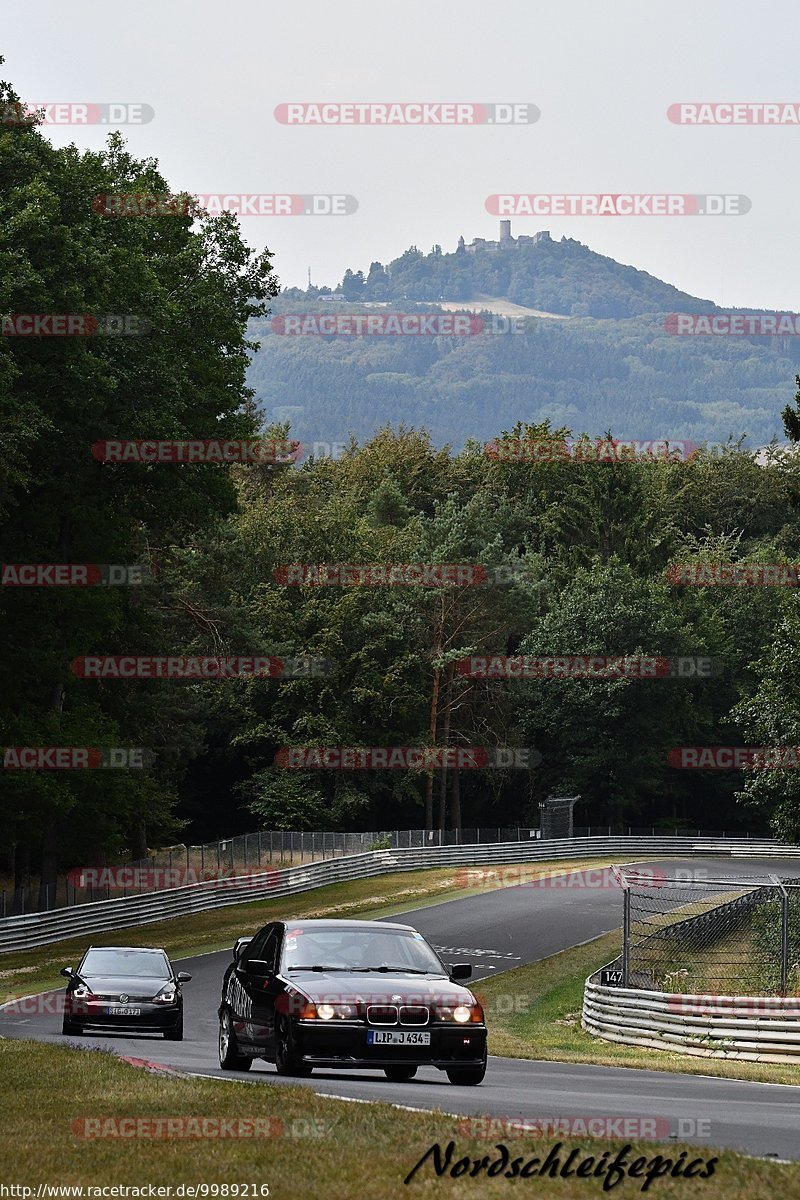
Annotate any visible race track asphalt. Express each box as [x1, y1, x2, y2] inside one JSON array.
[[3, 857, 800, 1161]]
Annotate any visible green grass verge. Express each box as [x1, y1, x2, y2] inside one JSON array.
[[477, 932, 800, 1086], [0, 1038, 795, 1197]]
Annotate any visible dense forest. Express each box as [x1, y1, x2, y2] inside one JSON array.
[[5, 63, 800, 900], [249, 296, 797, 449]]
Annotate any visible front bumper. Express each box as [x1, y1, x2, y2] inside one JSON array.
[[66, 999, 181, 1032], [291, 1020, 487, 1068]]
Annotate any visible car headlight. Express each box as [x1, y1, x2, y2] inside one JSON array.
[[72, 985, 93, 1000], [314, 1003, 357, 1021], [154, 986, 177, 1005], [436, 1002, 484, 1024]]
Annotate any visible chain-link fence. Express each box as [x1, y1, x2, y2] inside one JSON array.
[[1, 824, 764, 915], [614, 870, 800, 996]]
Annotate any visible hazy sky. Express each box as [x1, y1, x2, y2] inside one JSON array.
[[3, 1, 798, 308]]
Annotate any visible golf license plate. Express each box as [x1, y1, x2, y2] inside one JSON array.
[[367, 1030, 430, 1046], [106, 1006, 141, 1016]]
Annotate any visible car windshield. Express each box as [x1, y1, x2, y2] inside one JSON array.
[[80, 949, 169, 977], [282, 927, 447, 974]]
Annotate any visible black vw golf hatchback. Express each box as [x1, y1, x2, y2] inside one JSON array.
[[218, 919, 487, 1083], [61, 945, 191, 1039]]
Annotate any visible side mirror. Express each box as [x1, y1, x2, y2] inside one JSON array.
[[245, 959, 273, 979], [449, 963, 472, 980], [60, 967, 74, 979], [176, 972, 192, 983], [233, 937, 252, 961]]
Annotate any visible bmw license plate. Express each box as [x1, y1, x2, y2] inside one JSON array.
[[106, 1006, 141, 1016], [367, 1030, 430, 1045]]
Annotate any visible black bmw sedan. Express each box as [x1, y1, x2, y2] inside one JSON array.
[[60, 946, 191, 1039], [218, 919, 487, 1084]]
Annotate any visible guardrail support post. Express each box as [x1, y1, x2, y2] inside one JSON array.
[[622, 885, 631, 987], [782, 891, 790, 995], [770, 876, 790, 994]]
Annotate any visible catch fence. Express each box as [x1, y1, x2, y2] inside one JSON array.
[[614, 869, 800, 996]]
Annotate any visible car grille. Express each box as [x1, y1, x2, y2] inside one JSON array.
[[91, 992, 154, 1002], [366, 1005, 398, 1025], [399, 1005, 429, 1026], [366, 1004, 430, 1026]]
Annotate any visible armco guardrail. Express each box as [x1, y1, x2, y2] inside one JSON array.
[[0, 835, 797, 953], [582, 978, 800, 1063]]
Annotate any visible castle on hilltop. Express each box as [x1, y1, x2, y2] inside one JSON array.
[[457, 221, 551, 255]]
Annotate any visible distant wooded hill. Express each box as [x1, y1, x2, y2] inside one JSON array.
[[248, 235, 798, 447]]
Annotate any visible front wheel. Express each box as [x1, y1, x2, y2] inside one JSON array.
[[274, 1016, 312, 1077], [218, 1009, 252, 1071], [383, 1066, 417, 1082], [61, 1018, 83, 1036], [445, 1058, 486, 1086], [164, 1011, 183, 1041]]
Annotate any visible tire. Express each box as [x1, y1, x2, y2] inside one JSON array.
[[274, 1015, 312, 1077], [61, 1018, 83, 1036], [164, 1011, 183, 1041], [445, 1058, 487, 1086], [218, 1008, 252, 1071], [383, 1066, 417, 1083]]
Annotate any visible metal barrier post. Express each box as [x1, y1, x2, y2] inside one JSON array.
[[783, 890, 790, 995], [772, 877, 790, 994], [622, 885, 631, 987]]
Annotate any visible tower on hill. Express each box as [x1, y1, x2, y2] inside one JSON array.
[[462, 221, 551, 254]]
